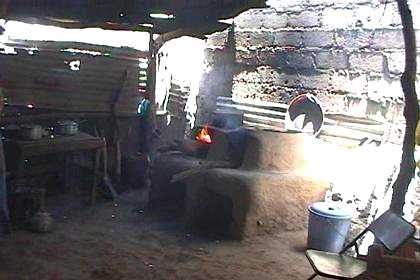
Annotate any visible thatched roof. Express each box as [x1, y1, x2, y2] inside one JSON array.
[[2, 0, 266, 35]]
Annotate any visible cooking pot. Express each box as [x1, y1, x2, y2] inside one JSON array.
[[19, 124, 44, 140], [54, 120, 79, 135]]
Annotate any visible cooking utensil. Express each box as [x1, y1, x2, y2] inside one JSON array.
[[19, 124, 44, 140], [54, 120, 78, 135], [99, 138, 118, 201]]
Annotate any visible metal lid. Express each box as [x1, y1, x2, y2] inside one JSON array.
[[286, 93, 324, 136], [309, 202, 353, 219]]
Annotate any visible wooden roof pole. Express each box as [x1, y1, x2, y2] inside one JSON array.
[[1, 0, 9, 18], [147, 30, 156, 106], [390, 0, 419, 216], [145, 28, 157, 155]]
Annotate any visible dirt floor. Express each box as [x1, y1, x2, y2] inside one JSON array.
[[0, 190, 317, 280]]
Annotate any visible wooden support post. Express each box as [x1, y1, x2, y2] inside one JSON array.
[[91, 149, 101, 209], [390, 0, 419, 216], [110, 70, 127, 185]]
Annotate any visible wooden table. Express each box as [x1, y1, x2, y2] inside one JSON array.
[[7, 133, 105, 206]]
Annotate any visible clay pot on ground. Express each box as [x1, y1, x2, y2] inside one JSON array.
[[29, 211, 54, 233]]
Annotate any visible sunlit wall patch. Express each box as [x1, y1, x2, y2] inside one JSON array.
[[65, 59, 81, 71], [150, 13, 175, 20]]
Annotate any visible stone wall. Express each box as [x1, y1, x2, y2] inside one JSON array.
[[198, 0, 420, 126], [195, 0, 420, 232]]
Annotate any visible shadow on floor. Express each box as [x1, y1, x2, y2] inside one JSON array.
[[0, 190, 313, 280]]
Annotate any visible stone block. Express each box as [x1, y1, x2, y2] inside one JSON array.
[[321, 8, 355, 29], [266, 0, 306, 12], [306, 0, 333, 6], [234, 67, 284, 85], [315, 51, 348, 69], [386, 52, 405, 74], [412, 1, 420, 29], [232, 81, 269, 100], [352, 2, 401, 29], [273, 31, 303, 47], [236, 31, 275, 49], [335, 30, 373, 49], [298, 73, 332, 89], [236, 71, 332, 91], [349, 52, 384, 72], [236, 49, 260, 66], [235, 69, 331, 91], [277, 52, 315, 71], [315, 92, 348, 114], [309, 0, 370, 6], [236, 49, 278, 66], [371, 29, 404, 49], [367, 78, 403, 101], [235, 8, 288, 29], [329, 72, 368, 94], [232, 77, 302, 102], [302, 31, 335, 48], [234, 68, 306, 92], [206, 31, 228, 47], [286, 11, 320, 28]]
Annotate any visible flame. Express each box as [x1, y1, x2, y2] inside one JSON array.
[[196, 126, 212, 144]]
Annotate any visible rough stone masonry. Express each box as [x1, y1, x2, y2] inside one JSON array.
[[198, 0, 420, 127], [194, 0, 420, 231]]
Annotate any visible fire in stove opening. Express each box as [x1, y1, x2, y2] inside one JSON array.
[[196, 126, 212, 144]]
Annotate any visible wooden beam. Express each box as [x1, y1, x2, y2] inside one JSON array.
[[3, 40, 149, 59], [154, 22, 230, 50], [1, 0, 10, 18], [3, 1, 266, 34]]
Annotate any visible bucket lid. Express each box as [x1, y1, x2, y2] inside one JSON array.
[[309, 202, 353, 219]]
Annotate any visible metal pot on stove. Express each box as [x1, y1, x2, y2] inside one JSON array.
[[54, 120, 79, 135]]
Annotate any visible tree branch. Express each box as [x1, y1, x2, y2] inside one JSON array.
[[390, 0, 419, 215]]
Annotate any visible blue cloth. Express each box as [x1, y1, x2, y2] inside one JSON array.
[[137, 99, 151, 118]]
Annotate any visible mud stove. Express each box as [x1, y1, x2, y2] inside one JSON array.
[[150, 111, 328, 239]]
